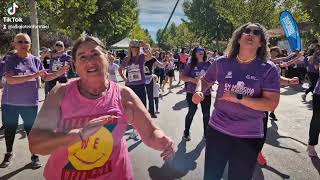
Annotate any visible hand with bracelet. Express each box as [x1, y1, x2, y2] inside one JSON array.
[[78, 115, 118, 141]]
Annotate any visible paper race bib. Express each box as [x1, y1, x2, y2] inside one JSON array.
[[52, 60, 63, 72], [128, 69, 142, 82]]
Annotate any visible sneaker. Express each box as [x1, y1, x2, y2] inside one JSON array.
[[301, 94, 307, 101], [31, 155, 42, 169], [0, 152, 14, 168], [307, 145, 318, 157], [257, 152, 267, 166], [151, 114, 157, 118], [269, 112, 278, 121]]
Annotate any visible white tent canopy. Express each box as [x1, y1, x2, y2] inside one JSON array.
[[110, 37, 130, 49]]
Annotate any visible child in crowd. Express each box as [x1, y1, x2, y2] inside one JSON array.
[[153, 74, 161, 114]]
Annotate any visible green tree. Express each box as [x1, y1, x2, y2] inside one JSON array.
[[183, 0, 233, 49], [300, 0, 320, 34], [215, 0, 309, 29], [87, 0, 138, 45], [144, 29, 155, 47]]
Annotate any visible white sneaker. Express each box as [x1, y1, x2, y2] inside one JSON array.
[[307, 145, 318, 157]]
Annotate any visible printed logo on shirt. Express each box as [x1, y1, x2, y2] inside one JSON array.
[[225, 71, 232, 79], [61, 118, 116, 180], [224, 81, 255, 96], [15, 62, 36, 81], [245, 75, 258, 81], [195, 69, 206, 78]]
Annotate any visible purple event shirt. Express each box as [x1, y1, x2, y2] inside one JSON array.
[[48, 53, 71, 77], [182, 62, 211, 95], [203, 57, 280, 138], [306, 56, 320, 74], [2, 53, 44, 106], [121, 54, 146, 86]]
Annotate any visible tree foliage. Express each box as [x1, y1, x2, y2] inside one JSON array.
[[183, 0, 233, 49], [156, 23, 197, 50], [300, 0, 320, 34]]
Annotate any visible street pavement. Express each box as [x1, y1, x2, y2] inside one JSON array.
[[0, 75, 320, 180]]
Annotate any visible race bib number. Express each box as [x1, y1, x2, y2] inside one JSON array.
[[52, 61, 63, 72], [128, 70, 142, 82]]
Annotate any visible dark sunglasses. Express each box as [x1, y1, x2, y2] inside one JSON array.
[[17, 40, 30, 44], [243, 28, 262, 36], [55, 44, 63, 47]]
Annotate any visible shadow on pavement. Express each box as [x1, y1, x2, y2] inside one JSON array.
[[0, 124, 27, 140], [265, 120, 302, 153], [0, 163, 33, 180], [176, 89, 184, 95], [253, 164, 290, 179], [310, 157, 320, 176], [172, 100, 188, 111], [148, 139, 205, 180], [280, 85, 305, 96], [128, 140, 142, 152]]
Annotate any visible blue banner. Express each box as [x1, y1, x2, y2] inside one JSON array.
[[279, 10, 301, 51]]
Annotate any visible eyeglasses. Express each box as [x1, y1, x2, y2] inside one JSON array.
[[17, 40, 30, 44], [55, 44, 63, 47], [243, 27, 262, 36]]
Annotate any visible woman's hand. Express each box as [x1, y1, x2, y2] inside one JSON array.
[[192, 91, 204, 104], [153, 130, 175, 161], [80, 115, 118, 141], [289, 77, 299, 85]]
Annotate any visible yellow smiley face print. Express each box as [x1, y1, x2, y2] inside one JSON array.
[[67, 127, 113, 170]]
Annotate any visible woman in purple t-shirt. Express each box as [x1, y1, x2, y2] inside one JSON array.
[[118, 40, 154, 107], [302, 44, 320, 101], [307, 44, 320, 157], [193, 23, 280, 179], [180, 47, 211, 141], [0, 33, 69, 168]]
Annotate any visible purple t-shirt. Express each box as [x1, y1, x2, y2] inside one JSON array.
[[182, 62, 211, 95], [314, 80, 320, 95], [306, 56, 320, 73], [2, 54, 44, 106], [121, 54, 146, 86], [203, 57, 280, 138], [49, 53, 71, 77]]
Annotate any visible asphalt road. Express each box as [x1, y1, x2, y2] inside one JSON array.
[[0, 76, 319, 180]]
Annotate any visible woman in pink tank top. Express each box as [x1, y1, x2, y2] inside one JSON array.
[[28, 36, 175, 180]]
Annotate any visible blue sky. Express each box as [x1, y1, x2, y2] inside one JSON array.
[[138, 0, 186, 40]]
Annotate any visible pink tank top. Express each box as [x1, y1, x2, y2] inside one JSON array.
[[44, 80, 134, 180]]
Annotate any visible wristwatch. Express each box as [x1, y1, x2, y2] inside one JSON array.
[[236, 93, 243, 103]]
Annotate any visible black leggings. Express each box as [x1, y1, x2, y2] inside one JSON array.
[[2, 104, 38, 153], [128, 84, 147, 107], [184, 93, 211, 137], [204, 127, 264, 180], [309, 94, 320, 145], [46, 77, 68, 96], [145, 80, 155, 115], [306, 72, 319, 95]]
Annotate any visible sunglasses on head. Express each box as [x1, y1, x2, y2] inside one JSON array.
[[55, 44, 63, 47], [243, 27, 262, 36], [17, 40, 30, 44]]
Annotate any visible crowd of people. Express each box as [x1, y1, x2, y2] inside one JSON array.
[[0, 22, 319, 179]]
